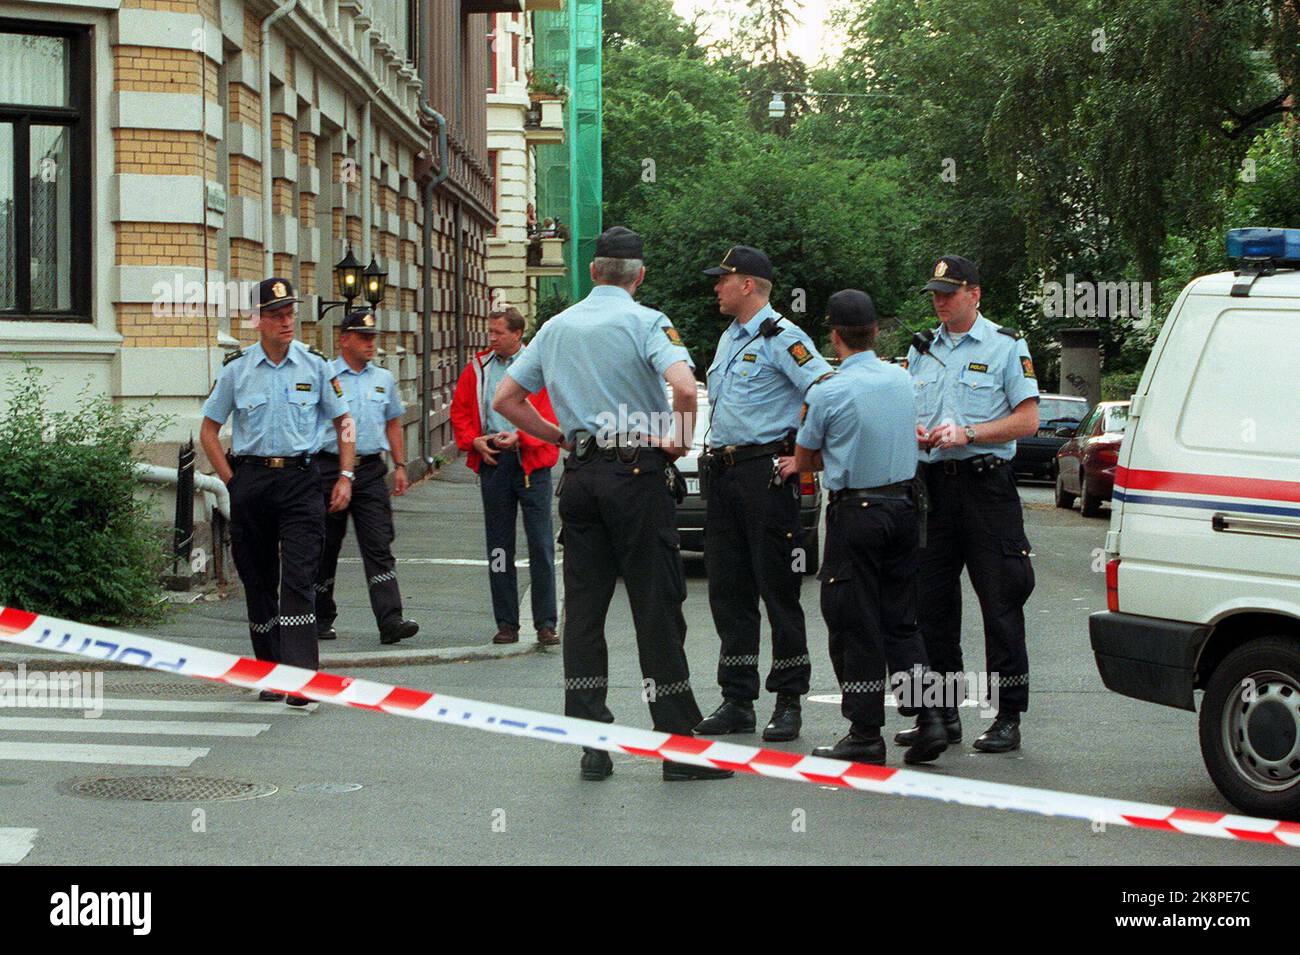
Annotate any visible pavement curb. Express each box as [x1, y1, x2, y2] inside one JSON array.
[[0, 641, 546, 672]]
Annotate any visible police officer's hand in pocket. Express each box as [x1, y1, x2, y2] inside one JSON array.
[[776, 455, 799, 481], [329, 477, 352, 513], [472, 435, 499, 466]]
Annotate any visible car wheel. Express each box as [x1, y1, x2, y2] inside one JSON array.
[[802, 526, 820, 576], [1080, 476, 1103, 517], [1054, 470, 1076, 510], [1199, 636, 1300, 820]]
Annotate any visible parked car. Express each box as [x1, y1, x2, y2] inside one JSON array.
[[1012, 393, 1089, 480], [1054, 401, 1130, 517], [1089, 226, 1300, 819], [674, 388, 823, 574]]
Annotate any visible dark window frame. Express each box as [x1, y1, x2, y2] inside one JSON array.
[[0, 18, 92, 322]]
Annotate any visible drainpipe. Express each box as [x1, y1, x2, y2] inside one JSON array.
[[361, 100, 372, 263], [261, 0, 298, 275], [418, 13, 449, 470]]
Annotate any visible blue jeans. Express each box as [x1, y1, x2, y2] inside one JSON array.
[[479, 452, 556, 631]]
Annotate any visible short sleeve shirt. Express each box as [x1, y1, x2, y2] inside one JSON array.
[[316, 358, 403, 455]]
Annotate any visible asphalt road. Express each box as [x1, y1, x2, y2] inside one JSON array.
[[1, 485, 1289, 865]]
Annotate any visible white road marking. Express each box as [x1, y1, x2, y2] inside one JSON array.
[[0, 717, 270, 737], [0, 742, 209, 767], [91, 699, 304, 715], [338, 557, 561, 567], [0, 828, 38, 865]]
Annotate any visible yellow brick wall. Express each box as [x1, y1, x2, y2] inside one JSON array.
[[271, 114, 294, 152], [113, 129, 213, 175], [121, 0, 200, 11], [400, 196, 416, 222], [114, 46, 211, 95], [115, 223, 205, 267], [228, 83, 260, 128], [298, 132, 316, 166], [244, 10, 262, 62], [299, 193, 316, 228], [272, 179, 294, 215], [347, 216, 361, 246], [300, 262, 317, 297], [273, 253, 293, 277], [117, 304, 211, 348], [285, 52, 295, 90], [228, 155, 262, 199], [382, 184, 397, 214]]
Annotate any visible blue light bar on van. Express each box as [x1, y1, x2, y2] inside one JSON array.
[[1226, 227, 1300, 261]]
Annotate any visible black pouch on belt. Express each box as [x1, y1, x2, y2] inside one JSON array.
[[697, 450, 714, 502], [667, 462, 688, 504]]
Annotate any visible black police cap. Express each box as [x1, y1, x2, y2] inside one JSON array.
[[702, 245, 773, 282], [922, 255, 980, 294], [258, 277, 299, 310], [594, 226, 644, 260], [340, 307, 380, 335], [825, 289, 877, 327]]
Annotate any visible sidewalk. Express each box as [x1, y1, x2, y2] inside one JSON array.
[[1, 457, 564, 670]]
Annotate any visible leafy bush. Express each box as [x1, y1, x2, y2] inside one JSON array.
[[1101, 370, 1143, 402], [0, 364, 171, 625]]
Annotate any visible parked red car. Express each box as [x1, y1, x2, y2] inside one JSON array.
[[1054, 400, 1130, 517]]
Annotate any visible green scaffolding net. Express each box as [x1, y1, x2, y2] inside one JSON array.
[[533, 0, 602, 306]]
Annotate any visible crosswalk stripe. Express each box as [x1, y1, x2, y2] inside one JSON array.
[[0, 717, 271, 737], [0, 828, 38, 865], [0, 741, 209, 767], [87, 698, 304, 715]]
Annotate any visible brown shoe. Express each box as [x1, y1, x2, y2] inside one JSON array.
[[537, 627, 559, 646], [492, 626, 520, 645]]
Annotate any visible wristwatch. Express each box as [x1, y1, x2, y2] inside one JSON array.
[[963, 425, 978, 443], [340, 469, 355, 481]]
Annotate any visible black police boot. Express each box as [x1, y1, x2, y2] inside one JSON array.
[[973, 712, 1022, 753], [903, 707, 950, 765], [380, 619, 419, 645], [317, 627, 337, 641], [762, 694, 802, 742], [257, 690, 285, 703], [811, 728, 886, 765], [662, 760, 734, 781], [580, 747, 613, 780], [895, 705, 961, 746], [285, 695, 312, 708], [693, 699, 756, 735]]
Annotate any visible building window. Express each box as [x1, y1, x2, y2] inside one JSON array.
[[487, 27, 498, 94], [0, 21, 91, 321], [405, 0, 419, 68]]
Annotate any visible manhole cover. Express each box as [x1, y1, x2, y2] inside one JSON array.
[[293, 783, 363, 795], [65, 776, 278, 802], [104, 680, 239, 697]]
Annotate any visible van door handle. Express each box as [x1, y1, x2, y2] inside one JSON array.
[[1211, 512, 1300, 539]]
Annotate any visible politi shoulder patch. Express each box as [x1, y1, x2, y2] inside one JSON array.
[[662, 325, 684, 346], [787, 341, 814, 366], [1021, 356, 1036, 379], [330, 377, 344, 397]]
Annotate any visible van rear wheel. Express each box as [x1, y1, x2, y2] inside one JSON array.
[[1054, 471, 1076, 510], [1198, 637, 1300, 820]]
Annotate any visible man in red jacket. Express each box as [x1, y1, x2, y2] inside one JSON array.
[[451, 307, 561, 645]]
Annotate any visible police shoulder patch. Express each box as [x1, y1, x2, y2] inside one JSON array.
[[787, 341, 814, 366], [996, 326, 1024, 340], [1020, 356, 1036, 379], [662, 324, 684, 346], [222, 348, 245, 366], [330, 377, 344, 398]]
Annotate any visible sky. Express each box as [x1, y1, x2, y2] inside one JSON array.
[[670, 0, 844, 69]]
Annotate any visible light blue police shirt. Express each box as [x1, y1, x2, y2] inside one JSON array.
[[796, 351, 918, 491], [505, 284, 693, 442], [906, 313, 1039, 463], [202, 340, 349, 456], [706, 303, 833, 446], [316, 358, 404, 455]]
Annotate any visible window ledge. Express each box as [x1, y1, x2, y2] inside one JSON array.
[[0, 321, 123, 353]]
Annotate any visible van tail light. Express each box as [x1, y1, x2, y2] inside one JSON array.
[[1106, 558, 1120, 612], [799, 472, 817, 496]]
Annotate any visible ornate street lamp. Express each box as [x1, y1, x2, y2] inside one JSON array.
[[363, 256, 387, 308], [317, 246, 364, 323]]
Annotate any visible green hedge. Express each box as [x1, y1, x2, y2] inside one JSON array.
[[0, 365, 170, 625]]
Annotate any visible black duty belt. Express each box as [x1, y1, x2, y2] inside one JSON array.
[[231, 454, 313, 470], [925, 455, 1009, 477], [570, 433, 665, 466], [828, 482, 914, 506], [318, 450, 383, 466], [707, 439, 788, 469]]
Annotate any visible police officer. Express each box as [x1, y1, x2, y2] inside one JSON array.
[[899, 255, 1040, 752], [694, 245, 833, 743], [793, 290, 949, 764], [492, 225, 731, 783], [312, 307, 420, 646], [199, 277, 355, 705]]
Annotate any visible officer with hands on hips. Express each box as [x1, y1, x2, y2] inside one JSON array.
[[794, 290, 949, 765], [199, 277, 355, 705], [901, 255, 1039, 752], [312, 306, 420, 647], [694, 245, 833, 744], [492, 225, 731, 783]]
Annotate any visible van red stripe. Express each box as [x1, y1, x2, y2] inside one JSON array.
[[1115, 467, 1300, 503]]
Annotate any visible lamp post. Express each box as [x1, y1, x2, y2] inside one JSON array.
[[317, 246, 364, 324], [767, 89, 902, 120], [363, 256, 387, 308]]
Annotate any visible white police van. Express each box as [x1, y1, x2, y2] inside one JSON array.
[[1090, 228, 1300, 819]]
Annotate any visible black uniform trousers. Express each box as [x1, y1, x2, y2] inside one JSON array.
[[228, 461, 324, 670], [558, 451, 703, 735], [917, 463, 1034, 713], [314, 455, 404, 633], [820, 498, 930, 731], [704, 458, 810, 701]]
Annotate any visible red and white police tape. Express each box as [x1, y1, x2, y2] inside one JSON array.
[[2, 605, 1298, 848]]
